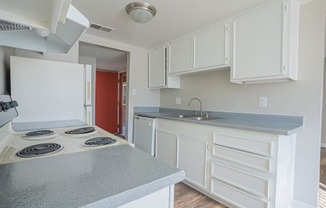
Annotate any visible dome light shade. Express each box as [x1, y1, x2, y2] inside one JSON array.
[[126, 2, 157, 23]]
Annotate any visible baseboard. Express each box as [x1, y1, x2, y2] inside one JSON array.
[[321, 143, 326, 148], [291, 200, 316, 208]]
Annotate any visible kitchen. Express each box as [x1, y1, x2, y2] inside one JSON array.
[[0, 0, 325, 208]]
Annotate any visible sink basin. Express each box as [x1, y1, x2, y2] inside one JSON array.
[[186, 116, 224, 121], [166, 114, 224, 121], [167, 114, 192, 118]]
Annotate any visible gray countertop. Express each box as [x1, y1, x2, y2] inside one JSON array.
[[0, 144, 185, 208], [134, 108, 303, 135], [12, 119, 88, 132]]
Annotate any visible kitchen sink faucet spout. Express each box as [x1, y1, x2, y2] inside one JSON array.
[[188, 98, 203, 116]]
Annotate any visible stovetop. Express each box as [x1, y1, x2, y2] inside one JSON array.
[[0, 124, 127, 164]]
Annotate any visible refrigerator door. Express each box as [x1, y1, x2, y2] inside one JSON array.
[[11, 56, 85, 123], [133, 116, 156, 156]]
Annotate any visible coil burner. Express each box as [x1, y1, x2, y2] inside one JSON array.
[[84, 137, 117, 147], [65, 127, 95, 135], [16, 143, 63, 158], [23, 130, 55, 140]]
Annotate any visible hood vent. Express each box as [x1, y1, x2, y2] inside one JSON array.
[[0, 20, 31, 31], [90, 23, 114, 33], [0, 2, 89, 54]]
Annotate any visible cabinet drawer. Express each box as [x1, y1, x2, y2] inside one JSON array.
[[213, 145, 271, 173], [213, 132, 273, 156], [211, 161, 270, 199], [211, 179, 269, 208]]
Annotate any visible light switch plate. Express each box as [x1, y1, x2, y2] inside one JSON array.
[[259, 97, 268, 108], [176, 98, 181, 105]]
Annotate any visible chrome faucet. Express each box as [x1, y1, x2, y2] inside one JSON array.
[[188, 98, 203, 116]]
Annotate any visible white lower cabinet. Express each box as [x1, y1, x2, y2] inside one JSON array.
[[155, 119, 211, 190], [211, 179, 268, 208], [119, 186, 173, 208], [178, 136, 207, 189], [156, 130, 178, 167], [211, 129, 296, 208], [155, 118, 296, 208]]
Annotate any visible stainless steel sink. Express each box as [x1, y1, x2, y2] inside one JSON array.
[[167, 114, 192, 118], [167, 114, 224, 121], [185, 116, 224, 121]]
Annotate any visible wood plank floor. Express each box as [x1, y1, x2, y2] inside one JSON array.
[[321, 147, 326, 184], [174, 183, 227, 208]]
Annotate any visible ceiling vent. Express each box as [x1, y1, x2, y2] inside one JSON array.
[[90, 23, 114, 33], [0, 20, 31, 31]]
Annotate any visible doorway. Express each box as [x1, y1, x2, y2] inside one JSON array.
[[78, 42, 128, 138]]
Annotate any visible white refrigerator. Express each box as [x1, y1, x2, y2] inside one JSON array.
[[10, 56, 93, 125]]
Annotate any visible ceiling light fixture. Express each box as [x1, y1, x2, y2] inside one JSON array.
[[125, 2, 157, 23]]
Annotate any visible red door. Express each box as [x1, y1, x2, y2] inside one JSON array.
[[95, 71, 118, 133]]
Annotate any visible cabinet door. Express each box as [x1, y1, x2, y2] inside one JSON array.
[[169, 36, 193, 74], [156, 130, 178, 167], [149, 46, 166, 88], [231, 2, 285, 81], [178, 136, 207, 189], [194, 24, 229, 70]]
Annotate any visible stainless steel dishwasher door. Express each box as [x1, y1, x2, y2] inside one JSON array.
[[133, 116, 156, 156]]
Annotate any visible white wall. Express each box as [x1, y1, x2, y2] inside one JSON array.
[[80, 34, 160, 141], [0, 46, 14, 95], [160, 1, 326, 207]]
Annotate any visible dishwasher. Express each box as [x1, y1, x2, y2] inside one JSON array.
[[133, 115, 156, 156]]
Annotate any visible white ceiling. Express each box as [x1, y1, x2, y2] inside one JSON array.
[[74, 0, 280, 70], [79, 42, 127, 71], [72, 0, 273, 49]]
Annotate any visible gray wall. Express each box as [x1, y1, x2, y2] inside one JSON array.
[[161, 1, 326, 207]]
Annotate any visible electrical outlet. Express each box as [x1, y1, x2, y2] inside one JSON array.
[[176, 98, 181, 105], [259, 97, 268, 108], [132, 88, 137, 96]]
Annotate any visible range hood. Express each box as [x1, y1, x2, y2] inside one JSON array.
[[0, 0, 89, 53]]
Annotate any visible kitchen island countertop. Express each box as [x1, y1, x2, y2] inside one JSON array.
[[0, 144, 185, 208]]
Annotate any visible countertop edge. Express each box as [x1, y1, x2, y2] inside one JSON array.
[[82, 170, 185, 208], [135, 112, 303, 136]]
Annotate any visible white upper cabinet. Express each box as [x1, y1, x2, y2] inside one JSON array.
[[148, 45, 180, 89], [169, 36, 193, 74], [193, 23, 230, 71], [231, 0, 299, 84], [168, 23, 230, 75]]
